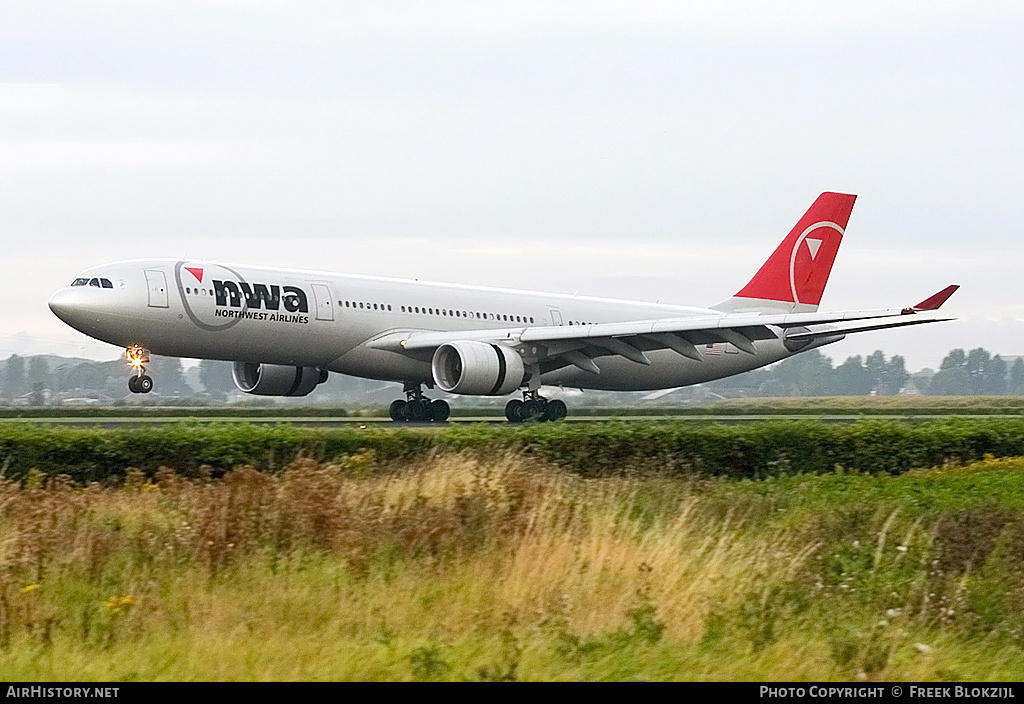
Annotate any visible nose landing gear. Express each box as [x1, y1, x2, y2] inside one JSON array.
[[388, 382, 449, 423], [126, 346, 154, 394]]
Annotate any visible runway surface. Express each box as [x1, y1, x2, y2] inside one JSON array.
[[1, 414, 1019, 428]]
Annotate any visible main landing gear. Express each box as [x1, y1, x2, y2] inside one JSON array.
[[505, 390, 567, 423], [126, 345, 154, 394], [389, 382, 450, 423]]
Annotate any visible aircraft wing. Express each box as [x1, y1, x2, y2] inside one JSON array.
[[366, 285, 958, 374]]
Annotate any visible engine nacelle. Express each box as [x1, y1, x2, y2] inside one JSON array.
[[431, 341, 525, 396], [231, 362, 328, 397]]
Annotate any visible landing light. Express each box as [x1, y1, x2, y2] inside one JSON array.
[[126, 345, 149, 369]]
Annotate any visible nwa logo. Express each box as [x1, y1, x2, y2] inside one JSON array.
[[212, 280, 308, 313], [175, 261, 312, 332]]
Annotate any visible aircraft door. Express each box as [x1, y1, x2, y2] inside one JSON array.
[[550, 309, 563, 325], [144, 269, 169, 308], [310, 283, 334, 321]]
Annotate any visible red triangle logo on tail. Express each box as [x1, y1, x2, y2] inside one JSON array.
[[185, 267, 204, 283]]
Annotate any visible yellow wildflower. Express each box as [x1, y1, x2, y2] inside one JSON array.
[[105, 596, 135, 614]]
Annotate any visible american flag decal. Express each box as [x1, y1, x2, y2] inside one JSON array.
[[705, 343, 725, 356]]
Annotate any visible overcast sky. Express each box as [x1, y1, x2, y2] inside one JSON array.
[[1, 1, 1022, 370]]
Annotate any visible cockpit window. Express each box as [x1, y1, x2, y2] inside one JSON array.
[[71, 278, 89, 287], [100, 278, 113, 288], [89, 278, 101, 287]]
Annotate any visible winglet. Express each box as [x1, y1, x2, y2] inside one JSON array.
[[907, 284, 959, 312]]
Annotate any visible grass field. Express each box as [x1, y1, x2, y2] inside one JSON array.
[[2, 452, 1024, 680], [2, 395, 1024, 418]]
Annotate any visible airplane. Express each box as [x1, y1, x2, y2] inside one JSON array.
[[47, 192, 958, 422]]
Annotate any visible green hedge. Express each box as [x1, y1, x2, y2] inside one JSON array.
[[0, 405, 353, 418], [3, 419, 1024, 482]]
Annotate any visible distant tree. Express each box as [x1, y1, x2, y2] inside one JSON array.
[[965, 348, 992, 395], [944, 348, 967, 368], [28, 356, 50, 389], [985, 354, 1008, 395], [49, 363, 68, 393], [1010, 359, 1024, 395], [772, 349, 834, 396], [756, 377, 789, 397], [148, 356, 193, 396], [61, 362, 112, 392], [883, 355, 909, 395], [3, 355, 26, 400], [708, 366, 773, 391], [864, 351, 887, 393], [833, 355, 872, 395], [29, 382, 45, 406], [911, 368, 934, 394], [929, 349, 971, 395], [198, 359, 237, 395]]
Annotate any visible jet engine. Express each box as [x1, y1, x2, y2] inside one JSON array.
[[431, 341, 525, 396], [232, 362, 329, 397]]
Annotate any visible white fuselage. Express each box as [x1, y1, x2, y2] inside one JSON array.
[[48, 258, 811, 392]]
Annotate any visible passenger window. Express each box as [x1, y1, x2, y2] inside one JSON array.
[[387, 305, 392, 311], [359, 302, 364, 309]]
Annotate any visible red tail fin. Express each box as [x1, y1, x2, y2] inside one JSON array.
[[732, 192, 856, 309]]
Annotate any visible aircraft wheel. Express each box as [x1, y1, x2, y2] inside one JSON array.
[[128, 376, 140, 394], [505, 399, 523, 422], [544, 399, 568, 422], [428, 399, 450, 422], [522, 399, 545, 421], [388, 400, 406, 422], [138, 375, 154, 394], [404, 399, 428, 421]]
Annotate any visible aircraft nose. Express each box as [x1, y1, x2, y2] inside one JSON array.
[[48, 288, 79, 323]]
